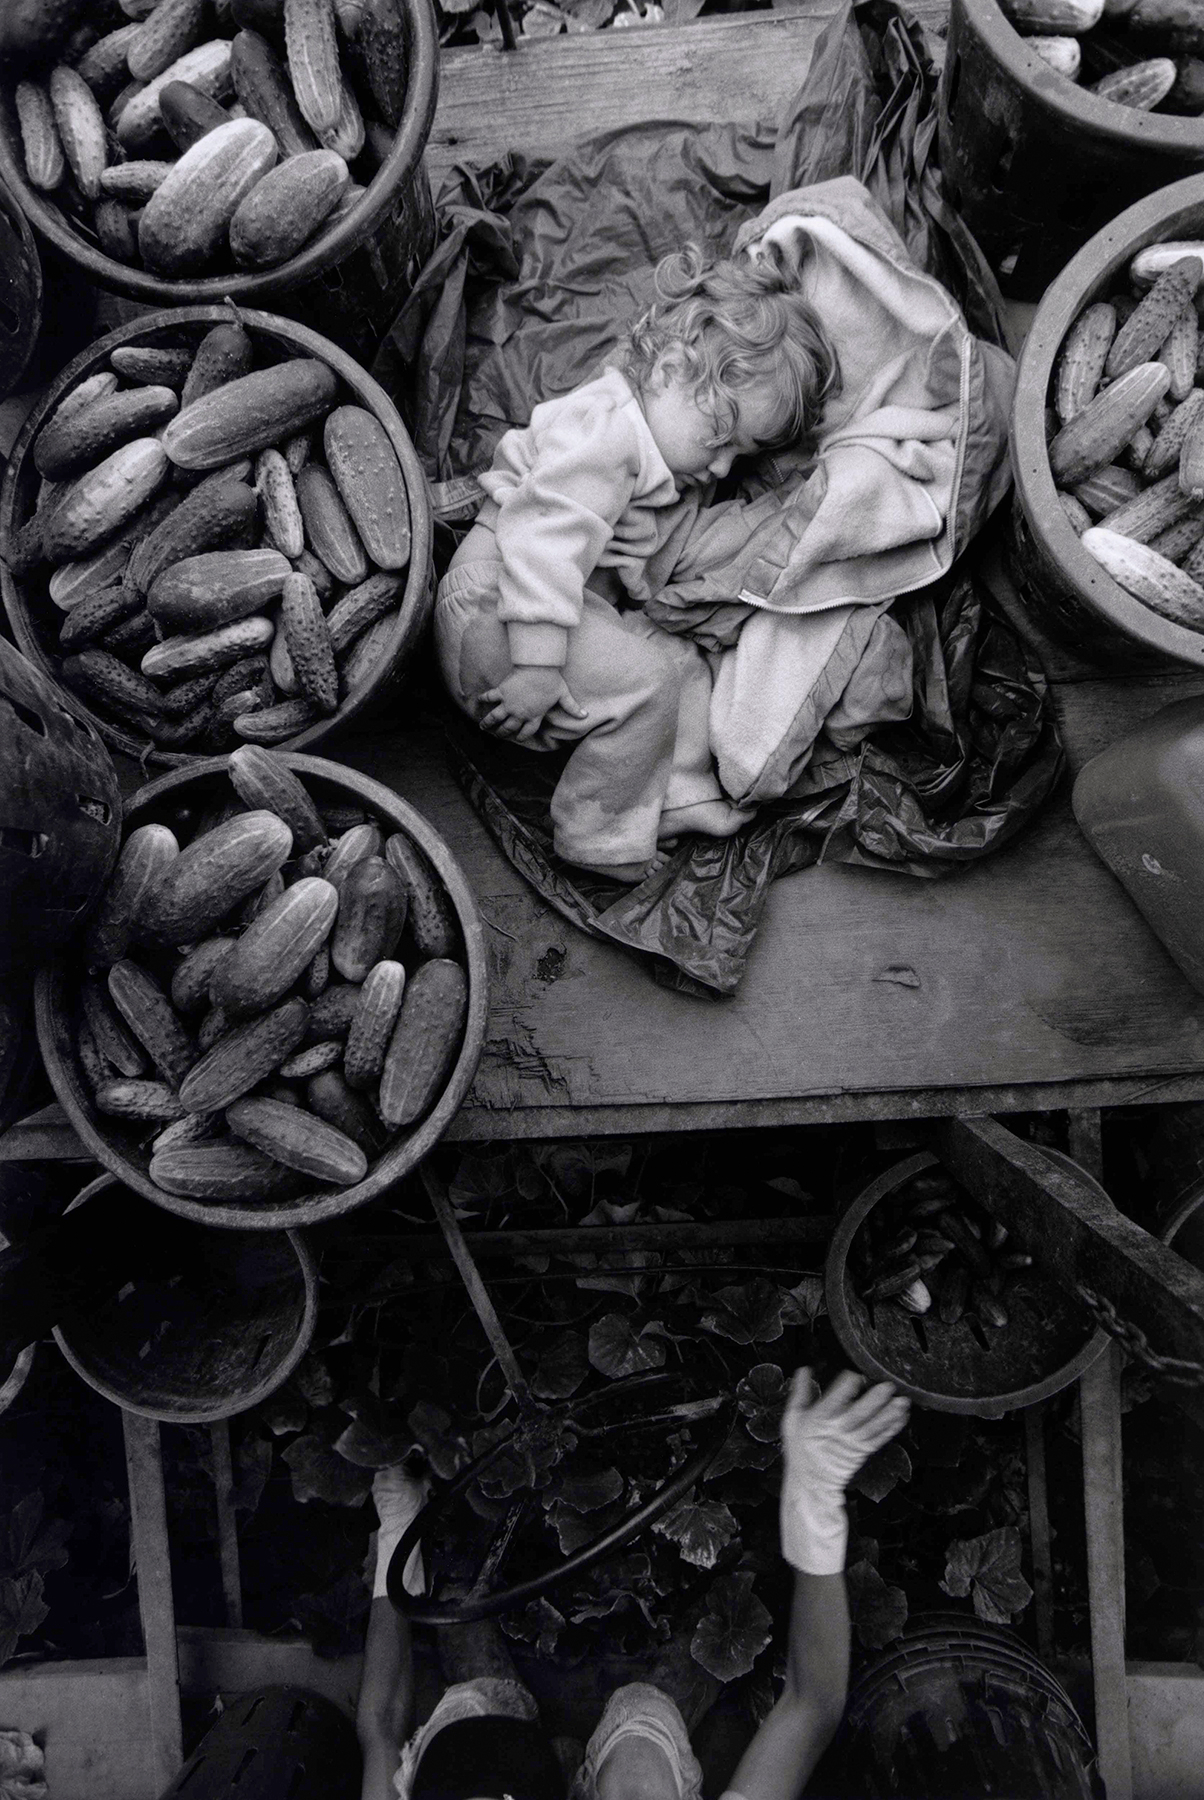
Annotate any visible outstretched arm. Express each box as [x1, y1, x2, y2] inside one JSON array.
[[358, 1467, 428, 1800], [724, 1370, 909, 1800]]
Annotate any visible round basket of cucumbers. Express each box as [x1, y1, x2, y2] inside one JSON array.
[[0, 303, 433, 763], [1010, 170, 1204, 666], [825, 1151, 1109, 1415], [35, 749, 489, 1230], [0, 0, 439, 358]]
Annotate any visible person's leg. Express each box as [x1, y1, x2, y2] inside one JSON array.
[[437, 575, 687, 879], [619, 615, 755, 845]]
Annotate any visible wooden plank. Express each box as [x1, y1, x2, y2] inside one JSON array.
[[1067, 1108, 1133, 1796], [432, 8, 820, 182], [442, 1073, 1204, 1140], [430, 2, 951, 183], [209, 1421, 243, 1632], [1023, 1403, 1056, 1664], [1082, 1344, 1133, 1800], [122, 1413, 183, 1792], [935, 1115, 1204, 1423]]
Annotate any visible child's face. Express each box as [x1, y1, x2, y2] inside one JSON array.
[[641, 357, 786, 485]]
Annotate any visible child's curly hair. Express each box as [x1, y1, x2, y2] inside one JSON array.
[[620, 242, 840, 453]]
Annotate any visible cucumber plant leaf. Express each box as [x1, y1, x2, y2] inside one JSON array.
[[941, 1526, 1033, 1624], [293, 1353, 334, 1409], [847, 1558, 908, 1648], [1, 1493, 69, 1580], [294, 1570, 370, 1659], [781, 1275, 827, 1327], [706, 1425, 777, 1478], [699, 1279, 785, 1346], [736, 1363, 788, 1442], [409, 1401, 471, 1480], [256, 1381, 308, 1436], [502, 1597, 566, 1656], [552, 1467, 625, 1513], [588, 1313, 666, 1378], [652, 1494, 738, 1568], [0, 1573, 48, 1669], [334, 1393, 415, 1469], [850, 1439, 913, 1503], [532, 1329, 590, 1400], [545, 1497, 623, 1554], [282, 1430, 373, 1508], [690, 1571, 772, 1681]]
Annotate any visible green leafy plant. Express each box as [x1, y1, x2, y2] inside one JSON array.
[[0, 1493, 70, 1669], [941, 1526, 1034, 1625]]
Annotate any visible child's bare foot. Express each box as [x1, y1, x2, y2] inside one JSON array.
[[658, 797, 755, 842]]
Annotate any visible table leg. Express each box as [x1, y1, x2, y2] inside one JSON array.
[[1068, 1109, 1132, 1800], [123, 1411, 183, 1790], [209, 1420, 243, 1631], [1023, 1402, 1056, 1665], [1081, 1343, 1132, 1800]]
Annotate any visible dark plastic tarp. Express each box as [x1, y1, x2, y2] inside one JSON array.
[[373, 0, 1063, 997]]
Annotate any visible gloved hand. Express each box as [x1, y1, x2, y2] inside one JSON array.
[[371, 1460, 429, 1598], [779, 1368, 910, 1575]]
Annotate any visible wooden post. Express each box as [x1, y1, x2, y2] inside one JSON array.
[[1081, 1343, 1132, 1800], [1066, 1107, 1133, 1800], [209, 1420, 243, 1631], [1022, 1403, 1055, 1665], [123, 1412, 183, 1790]]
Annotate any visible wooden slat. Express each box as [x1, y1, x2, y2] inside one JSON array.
[[429, 0, 950, 183], [122, 1414, 183, 1792], [1068, 1111, 1134, 1799], [442, 1073, 1204, 1141], [1082, 1345, 1133, 1800], [1023, 1403, 1055, 1664], [209, 1421, 243, 1632], [1067, 1109, 1134, 1797]]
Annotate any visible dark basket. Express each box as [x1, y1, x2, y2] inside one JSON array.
[[155, 1687, 359, 1800], [1009, 172, 1204, 671], [35, 753, 489, 1231], [0, 0, 439, 362], [0, 635, 121, 974], [53, 1175, 316, 1423], [834, 1612, 1098, 1799], [0, 174, 40, 399], [824, 1150, 1108, 1416], [940, 0, 1204, 300], [0, 305, 434, 767]]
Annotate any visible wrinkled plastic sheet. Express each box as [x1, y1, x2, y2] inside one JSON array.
[[373, 0, 1062, 997]]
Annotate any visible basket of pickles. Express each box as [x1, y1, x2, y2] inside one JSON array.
[[824, 1151, 1109, 1415]]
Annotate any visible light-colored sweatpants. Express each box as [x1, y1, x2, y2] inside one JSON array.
[[434, 557, 725, 871]]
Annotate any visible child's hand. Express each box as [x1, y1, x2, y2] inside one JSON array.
[[479, 666, 588, 742]]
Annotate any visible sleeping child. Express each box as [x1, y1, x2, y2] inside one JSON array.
[[432, 245, 840, 881]]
